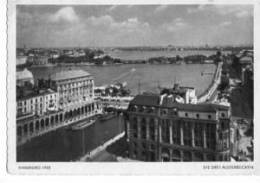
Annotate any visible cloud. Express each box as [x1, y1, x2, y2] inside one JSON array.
[[155, 5, 168, 13], [187, 5, 206, 14], [162, 18, 189, 32], [187, 5, 253, 18], [235, 10, 251, 18], [107, 5, 118, 12], [48, 7, 79, 23], [219, 21, 232, 27], [87, 15, 150, 32]]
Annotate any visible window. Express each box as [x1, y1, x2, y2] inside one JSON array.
[[142, 143, 146, 149], [208, 115, 212, 119], [185, 113, 188, 117], [221, 113, 225, 118], [196, 114, 200, 118]]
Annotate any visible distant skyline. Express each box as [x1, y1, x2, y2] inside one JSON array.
[[17, 5, 253, 48]]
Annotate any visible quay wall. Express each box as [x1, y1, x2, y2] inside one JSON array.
[[17, 101, 102, 146], [78, 132, 125, 161], [197, 62, 223, 103]]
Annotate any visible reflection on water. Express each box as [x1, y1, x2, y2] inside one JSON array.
[[17, 116, 124, 162]]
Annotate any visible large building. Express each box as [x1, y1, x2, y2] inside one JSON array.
[[17, 89, 58, 119], [49, 69, 95, 110], [125, 93, 231, 162], [16, 69, 102, 145], [27, 55, 49, 65]]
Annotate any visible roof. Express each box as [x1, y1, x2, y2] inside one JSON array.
[[130, 94, 160, 107], [17, 88, 56, 101], [129, 94, 229, 112], [240, 56, 253, 64], [50, 69, 91, 81], [16, 68, 33, 80]]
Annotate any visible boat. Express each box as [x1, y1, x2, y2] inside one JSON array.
[[71, 119, 96, 130], [99, 113, 117, 122]]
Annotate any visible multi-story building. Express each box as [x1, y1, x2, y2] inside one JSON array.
[[125, 93, 231, 162], [49, 69, 95, 110], [27, 55, 49, 65], [16, 69, 102, 145], [161, 83, 197, 104], [16, 68, 34, 87], [17, 89, 58, 119]]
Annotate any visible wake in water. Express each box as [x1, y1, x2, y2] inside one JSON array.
[[111, 68, 136, 84]]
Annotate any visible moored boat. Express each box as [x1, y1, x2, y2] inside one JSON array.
[[99, 113, 117, 122], [71, 119, 96, 130]]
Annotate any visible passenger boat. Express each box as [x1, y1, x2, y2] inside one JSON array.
[[71, 119, 96, 130], [99, 113, 117, 122]]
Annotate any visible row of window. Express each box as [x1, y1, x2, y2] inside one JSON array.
[[130, 106, 227, 119], [130, 118, 218, 149]]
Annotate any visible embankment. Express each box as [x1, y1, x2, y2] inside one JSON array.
[[197, 62, 222, 103]]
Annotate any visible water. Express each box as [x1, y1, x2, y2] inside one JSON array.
[[104, 50, 230, 61], [29, 63, 216, 95], [17, 116, 124, 162], [19, 50, 217, 161]]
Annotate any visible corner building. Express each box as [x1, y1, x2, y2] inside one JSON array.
[[125, 94, 231, 162]]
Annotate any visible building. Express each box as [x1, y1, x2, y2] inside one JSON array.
[[17, 89, 58, 119], [161, 83, 197, 104], [16, 69, 102, 145], [49, 69, 95, 110], [28, 55, 49, 65], [16, 68, 34, 87], [239, 56, 253, 66], [16, 56, 28, 66], [241, 66, 253, 86], [125, 93, 231, 162]]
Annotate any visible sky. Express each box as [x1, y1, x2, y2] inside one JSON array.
[[17, 4, 253, 48]]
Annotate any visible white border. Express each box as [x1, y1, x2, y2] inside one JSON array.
[[7, 0, 260, 175]]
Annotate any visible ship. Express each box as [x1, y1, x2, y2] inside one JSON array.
[[99, 113, 117, 122], [70, 119, 96, 130]]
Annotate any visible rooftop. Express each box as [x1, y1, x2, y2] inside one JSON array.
[[130, 94, 160, 107], [129, 94, 229, 112], [17, 87, 56, 101], [50, 69, 91, 81], [16, 68, 33, 80]]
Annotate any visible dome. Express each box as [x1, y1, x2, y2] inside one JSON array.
[[16, 68, 34, 80]]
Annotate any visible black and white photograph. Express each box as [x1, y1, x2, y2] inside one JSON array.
[[6, 0, 259, 175]]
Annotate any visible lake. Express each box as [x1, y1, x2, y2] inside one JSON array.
[[29, 63, 216, 96]]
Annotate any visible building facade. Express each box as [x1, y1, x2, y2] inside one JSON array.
[[16, 69, 102, 145], [49, 69, 95, 110], [125, 94, 231, 162], [17, 89, 58, 119], [27, 55, 49, 65]]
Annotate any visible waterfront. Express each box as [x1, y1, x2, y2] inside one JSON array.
[[104, 50, 231, 61], [29, 63, 216, 95], [17, 115, 124, 161]]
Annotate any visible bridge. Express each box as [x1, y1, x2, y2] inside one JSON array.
[[95, 96, 134, 110]]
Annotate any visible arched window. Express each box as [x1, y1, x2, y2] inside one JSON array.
[[161, 148, 170, 162], [196, 114, 200, 118], [141, 118, 147, 139], [221, 113, 225, 118], [183, 151, 192, 161], [172, 150, 181, 161]]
